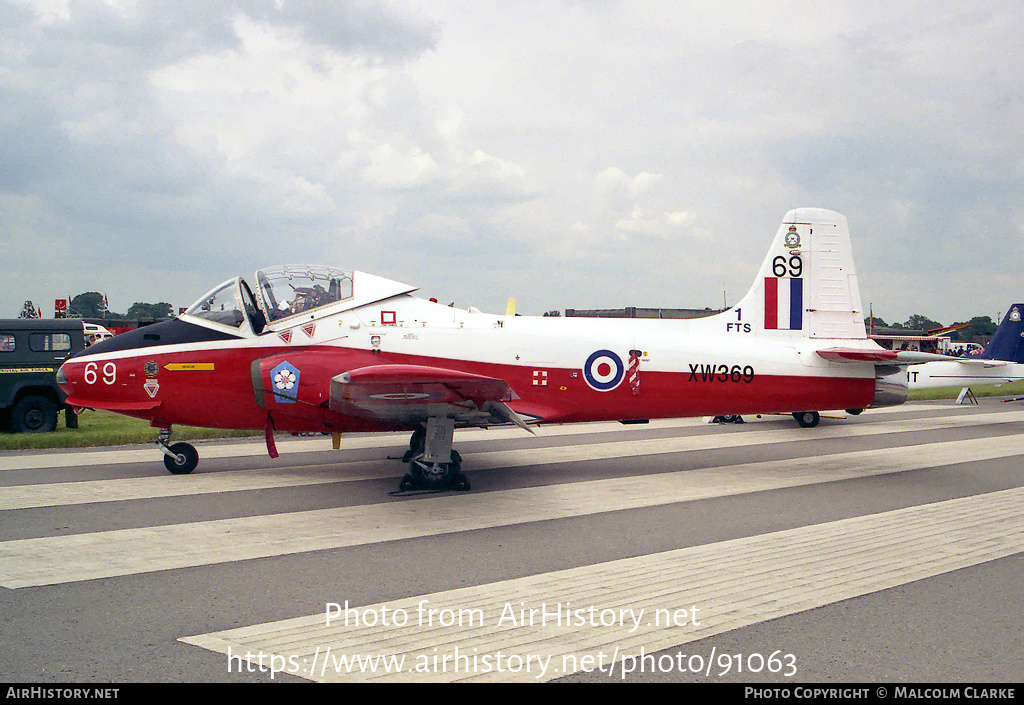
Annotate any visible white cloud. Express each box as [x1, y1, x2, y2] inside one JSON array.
[[629, 172, 662, 197], [363, 142, 439, 187], [596, 168, 661, 198], [2, 1, 1023, 322], [596, 167, 629, 192]]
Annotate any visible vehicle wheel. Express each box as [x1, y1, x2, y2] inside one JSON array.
[[10, 395, 58, 433], [163, 442, 199, 474], [846, 408, 863, 416], [793, 411, 820, 428], [65, 407, 79, 429]]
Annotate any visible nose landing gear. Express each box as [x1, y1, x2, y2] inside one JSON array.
[[156, 427, 199, 474]]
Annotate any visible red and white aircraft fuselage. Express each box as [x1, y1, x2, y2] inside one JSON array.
[[58, 208, 924, 491]]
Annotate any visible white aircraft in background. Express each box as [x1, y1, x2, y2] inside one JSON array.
[[909, 304, 1024, 389]]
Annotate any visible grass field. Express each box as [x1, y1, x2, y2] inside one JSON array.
[[907, 379, 1024, 401], [2, 380, 1022, 451], [0, 410, 260, 451]]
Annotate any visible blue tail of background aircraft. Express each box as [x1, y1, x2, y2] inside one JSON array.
[[976, 304, 1024, 362]]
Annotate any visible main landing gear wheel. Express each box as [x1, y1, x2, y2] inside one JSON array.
[[400, 450, 470, 492], [395, 418, 469, 493], [401, 428, 427, 463], [792, 411, 820, 428], [162, 441, 199, 474]]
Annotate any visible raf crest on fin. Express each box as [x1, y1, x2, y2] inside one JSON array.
[[784, 225, 801, 249]]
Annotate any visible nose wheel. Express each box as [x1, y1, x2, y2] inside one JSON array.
[[163, 442, 199, 474]]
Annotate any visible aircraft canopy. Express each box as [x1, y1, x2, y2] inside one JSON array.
[[183, 265, 355, 334], [254, 265, 354, 323]]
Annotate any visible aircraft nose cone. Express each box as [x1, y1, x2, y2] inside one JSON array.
[[56, 363, 69, 390]]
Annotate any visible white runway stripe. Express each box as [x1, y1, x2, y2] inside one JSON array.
[[2, 432, 1023, 588], [180, 487, 1024, 682], [1, 408, 1021, 510]]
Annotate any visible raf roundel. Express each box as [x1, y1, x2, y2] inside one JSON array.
[[583, 349, 625, 391]]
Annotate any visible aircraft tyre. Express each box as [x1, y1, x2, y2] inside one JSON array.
[[402, 428, 427, 462], [793, 411, 820, 428], [10, 395, 58, 433], [452, 472, 471, 491], [409, 427, 426, 449], [164, 442, 199, 474], [403, 449, 470, 491], [846, 408, 863, 415]]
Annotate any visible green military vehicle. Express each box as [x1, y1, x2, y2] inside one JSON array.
[[0, 319, 86, 432]]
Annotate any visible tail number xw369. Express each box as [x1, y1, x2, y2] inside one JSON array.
[[84, 361, 117, 385], [687, 364, 755, 383]]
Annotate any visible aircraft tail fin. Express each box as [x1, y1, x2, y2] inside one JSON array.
[[976, 304, 1024, 362], [732, 208, 866, 340]]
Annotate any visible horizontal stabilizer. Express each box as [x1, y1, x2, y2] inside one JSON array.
[[816, 348, 896, 362], [817, 348, 951, 365]]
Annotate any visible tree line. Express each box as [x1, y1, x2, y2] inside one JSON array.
[[67, 292, 174, 321], [866, 313, 997, 342]]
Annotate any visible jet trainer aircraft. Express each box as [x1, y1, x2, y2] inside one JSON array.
[[909, 304, 1024, 389], [58, 208, 939, 491]]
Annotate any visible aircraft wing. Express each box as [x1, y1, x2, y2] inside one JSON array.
[[816, 348, 951, 364], [328, 364, 533, 431]]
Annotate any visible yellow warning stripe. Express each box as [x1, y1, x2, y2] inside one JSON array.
[[163, 363, 215, 371], [0, 367, 54, 374]]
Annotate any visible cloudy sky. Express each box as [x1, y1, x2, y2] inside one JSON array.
[[2, 0, 1022, 325]]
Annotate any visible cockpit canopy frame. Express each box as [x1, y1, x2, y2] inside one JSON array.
[[181, 265, 355, 337], [254, 265, 354, 325]]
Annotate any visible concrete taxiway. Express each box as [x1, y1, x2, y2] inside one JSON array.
[[1, 400, 1021, 682]]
